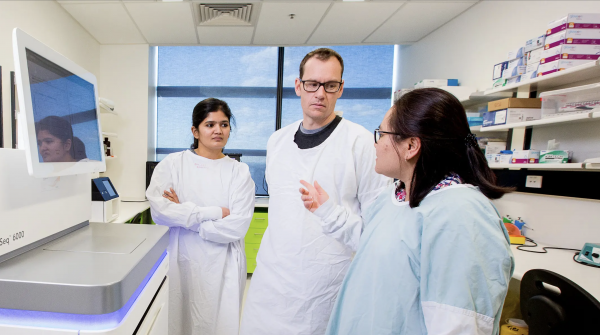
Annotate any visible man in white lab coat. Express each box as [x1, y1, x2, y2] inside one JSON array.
[[240, 48, 391, 335]]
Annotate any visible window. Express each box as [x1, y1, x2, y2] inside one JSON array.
[[156, 45, 393, 196]]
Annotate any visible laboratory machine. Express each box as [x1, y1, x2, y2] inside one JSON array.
[[0, 28, 169, 334]]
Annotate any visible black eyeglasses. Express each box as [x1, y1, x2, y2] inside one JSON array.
[[300, 80, 343, 93], [374, 128, 401, 143]]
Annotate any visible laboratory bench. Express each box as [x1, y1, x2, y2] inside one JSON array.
[[511, 243, 600, 301]]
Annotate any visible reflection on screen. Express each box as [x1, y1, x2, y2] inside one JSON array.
[[103, 180, 116, 197], [26, 49, 102, 163]]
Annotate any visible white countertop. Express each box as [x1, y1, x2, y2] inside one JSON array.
[[113, 200, 150, 224], [511, 243, 600, 300]]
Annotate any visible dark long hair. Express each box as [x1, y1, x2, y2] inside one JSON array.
[[36, 115, 86, 160], [191, 98, 235, 149], [389, 88, 513, 208]]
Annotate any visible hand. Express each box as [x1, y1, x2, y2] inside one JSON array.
[[163, 188, 180, 204], [299, 180, 329, 213], [221, 207, 230, 219]]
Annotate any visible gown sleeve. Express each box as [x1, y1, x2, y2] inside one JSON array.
[[312, 133, 391, 252], [146, 154, 223, 231], [419, 195, 514, 335], [198, 163, 255, 244]]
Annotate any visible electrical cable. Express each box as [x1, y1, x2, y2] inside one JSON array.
[[516, 237, 581, 253], [516, 237, 600, 268]]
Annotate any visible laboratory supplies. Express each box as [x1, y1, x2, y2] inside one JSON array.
[[524, 34, 546, 52], [414, 79, 458, 88], [493, 61, 508, 80], [526, 47, 544, 65], [548, 14, 600, 36], [576, 243, 600, 267], [488, 98, 541, 112], [482, 110, 506, 127], [537, 59, 590, 77], [507, 47, 525, 60], [502, 58, 527, 78], [541, 44, 600, 64], [505, 108, 542, 123], [511, 150, 540, 164], [540, 82, 600, 118], [540, 150, 572, 164], [505, 76, 521, 85], [500, 319, 529, 335]]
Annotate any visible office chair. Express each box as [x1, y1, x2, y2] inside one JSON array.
[[520, 269, 600, 335]]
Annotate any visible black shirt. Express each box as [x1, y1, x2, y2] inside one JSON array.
[[294, 115, 342, 149]]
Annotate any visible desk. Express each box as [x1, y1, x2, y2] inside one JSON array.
[[511, 243, 600, 300], [113, 201, 151, 224]]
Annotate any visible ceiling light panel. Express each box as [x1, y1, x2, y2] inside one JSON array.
[[365, 1, 476, 44], [253, 2, 330, 45], [308, 2, 404, 44], [124, 2, 198, 44], [60, 3, 147, 44]]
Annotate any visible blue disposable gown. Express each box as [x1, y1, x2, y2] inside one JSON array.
[[326, 184, 514, 335]]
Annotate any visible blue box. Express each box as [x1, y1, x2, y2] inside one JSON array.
[[482, 110, 507, 127]]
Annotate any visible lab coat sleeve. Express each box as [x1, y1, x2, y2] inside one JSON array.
[[146, 154, 223, 231], [198, 163, 255, 244], [419, 197, 513, 335], [313, 133, 391, 251]]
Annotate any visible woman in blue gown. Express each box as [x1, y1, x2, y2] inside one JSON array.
[[300, 88, 515, 335]]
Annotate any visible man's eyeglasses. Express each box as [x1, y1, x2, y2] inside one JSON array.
[[374, 128, 402, 143], [300, 80, 343, 93]]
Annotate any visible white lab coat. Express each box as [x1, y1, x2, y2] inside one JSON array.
[[240, 119, 391, 335], [146, 150, 255, 335]]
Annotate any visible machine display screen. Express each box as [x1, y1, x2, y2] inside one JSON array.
[[103, 180, 116, 197], [26, 49, 102, 163]]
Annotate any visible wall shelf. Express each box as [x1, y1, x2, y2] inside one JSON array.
[[479, 111, 600, 132], [489, 163, 587, 171], [471, 125, 509, 133], [461, 91, 513, 109], [484, 60, 600, 95]]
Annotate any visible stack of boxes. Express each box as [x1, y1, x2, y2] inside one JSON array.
[[523, 34, 546, 80], [482, 98, 542, 127], [539, 13, 600, 76]]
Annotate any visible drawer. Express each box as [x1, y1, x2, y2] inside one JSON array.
[[245, 243, 261, 258], [251, 213, 268, 228], [245, 227, 266, 244]]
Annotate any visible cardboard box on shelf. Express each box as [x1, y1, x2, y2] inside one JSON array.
[[507, 47, 525, 60], [493, 61, 508, 80], [505, 108, 542, 123], [488, 98, 542, 112], [526, 47, 544, 65], [541, 44, 600, 63], [512, 150, 540, 164], [547, 16, 568, 36], [525, 34, 547, 52], [503, 57, 527, 78], [537, 59, 593, 76]]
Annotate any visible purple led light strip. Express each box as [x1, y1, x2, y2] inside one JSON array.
[[0, 250, 167, 331]]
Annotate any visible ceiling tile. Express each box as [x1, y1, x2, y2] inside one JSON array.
[[253, 2, 331, 45], [197, 26, 254, 45], [61, 3, 147, 44], [308, 2, 404, 44], [125, 2, 197, 44], [365, 2, 476, 44]]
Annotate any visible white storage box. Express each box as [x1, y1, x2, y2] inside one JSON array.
[[537, 59, 592, 76], [540, 82, 600, 118]]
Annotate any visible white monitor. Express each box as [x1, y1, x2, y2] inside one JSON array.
[[12, 28, 105, 178]]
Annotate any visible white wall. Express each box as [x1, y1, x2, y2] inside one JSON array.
[[399, 1, 600, 91], [98, 44, 150, 201], [0, 1, 100, 148], [398, 1, 600, 249]]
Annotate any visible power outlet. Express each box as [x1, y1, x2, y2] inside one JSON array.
[[526, 175, 543, 188]]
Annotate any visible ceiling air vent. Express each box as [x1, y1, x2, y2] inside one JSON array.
[[198, 3, 253, 26]]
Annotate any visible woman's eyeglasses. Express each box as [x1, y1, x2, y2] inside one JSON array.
[[374, 128, 402, 143]]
